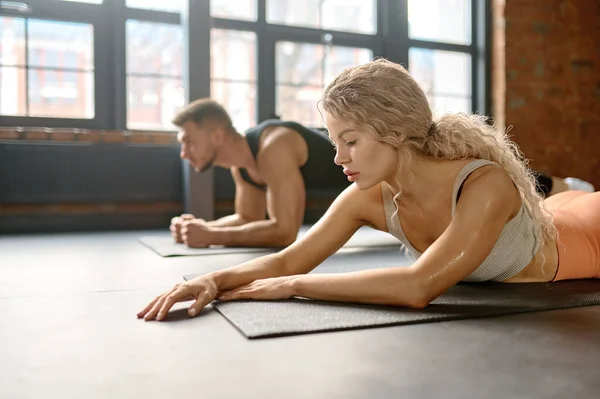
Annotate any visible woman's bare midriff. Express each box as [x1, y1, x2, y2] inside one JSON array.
[[502, 238, 559, 283]]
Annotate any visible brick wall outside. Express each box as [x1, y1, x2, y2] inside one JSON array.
[[492, 0, 506, 131], [499, 0, 600, 188]]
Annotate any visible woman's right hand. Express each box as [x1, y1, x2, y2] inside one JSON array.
[[137, 275, 218, 321]]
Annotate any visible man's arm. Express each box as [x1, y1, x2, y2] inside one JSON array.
[[203, 168, 267, 228], [203, 133, 306, 247]]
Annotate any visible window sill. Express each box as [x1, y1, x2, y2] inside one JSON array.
[[0, 127, 178, 145]]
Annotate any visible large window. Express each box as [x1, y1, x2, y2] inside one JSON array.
[[125, 0, 186, 13], [0, 0, 104, 128], [409, 48, 471, 113], [407, 0, 475, 114], [275, 42, 372, 125], [126, 20, 185, 130], [211, 29, 257, 132], [267, 0, 376, 35], [211, 0, 257, 21], [408, 0, 471, 45], [210, 0, 382, 129], [0, 16, 27, 116], [0, 0, 486, 130], [0, 17, 94, 118]]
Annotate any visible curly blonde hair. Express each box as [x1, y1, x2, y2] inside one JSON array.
[[319, 58, 557, 245]]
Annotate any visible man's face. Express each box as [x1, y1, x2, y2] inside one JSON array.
[[177, 121, 219, 173]]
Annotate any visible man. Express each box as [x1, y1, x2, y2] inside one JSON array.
[[170, 98, 350, 248]]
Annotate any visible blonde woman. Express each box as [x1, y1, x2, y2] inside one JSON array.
[[138, 59, 599, 321]]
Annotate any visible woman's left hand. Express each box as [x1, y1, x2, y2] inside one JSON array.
[[218, 276, 298, 301]]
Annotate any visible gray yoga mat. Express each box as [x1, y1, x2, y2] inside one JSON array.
[[182, 272, 600, 338], [140, 226, 400, 257]]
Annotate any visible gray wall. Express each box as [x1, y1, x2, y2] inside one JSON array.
[[0, 141, 186, 233], [0, 140, 341, 234]]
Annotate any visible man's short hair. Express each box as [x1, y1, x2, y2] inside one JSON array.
[[172, 98, 234, 132]]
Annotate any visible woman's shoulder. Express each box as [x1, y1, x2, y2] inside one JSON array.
[[456, 160, 522, 217], [328, 182, 388, 230]]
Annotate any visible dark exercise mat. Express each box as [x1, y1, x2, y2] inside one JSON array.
[[197, 279, 600, 339], [140, 226, 400, 257]]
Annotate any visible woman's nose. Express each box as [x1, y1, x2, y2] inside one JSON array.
[[334, 148, 349, 166]]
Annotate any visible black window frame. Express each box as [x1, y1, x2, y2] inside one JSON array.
[[0, 0, 491, 225], [0, 0, 111, 129], [0, 0, 490, 131]]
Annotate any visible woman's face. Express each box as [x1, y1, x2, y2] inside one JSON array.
[[325, 113, 399, 190]]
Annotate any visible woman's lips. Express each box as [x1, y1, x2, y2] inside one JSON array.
[[344, 170, 359, 181]]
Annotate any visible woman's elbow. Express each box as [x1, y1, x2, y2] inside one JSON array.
[[401, 285, 432, 309], [396, 271, 439, 309], [405, 297, 431, 309], [388, 293, 430, 309]]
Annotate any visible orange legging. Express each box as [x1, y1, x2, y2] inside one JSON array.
[[545, 191, 600, 281]]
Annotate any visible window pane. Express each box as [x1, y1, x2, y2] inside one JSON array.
[[28, 69, 94, 118], [127, 77, 185, 130], [276, 42, 323, 86], [408, 0, 471, 45], [267, 0, 320, 29], [28, 20, 94, 71], [0, 17, 25, 67], [211, 0, 257, 21], [126, 20, 183, 77], [276, 85, 322, 126], [61, 0, 103, 3], [324, 46, 372, 84], [126, 0, 186, 13], [211, 81, 257, 132], [0, 66, 26, 116], [409, 48, 471, 98], [267, 0, 376, 34], [321, 0, 376, 34], [431, 96, 471, 113], [211, 30, 256, 82]]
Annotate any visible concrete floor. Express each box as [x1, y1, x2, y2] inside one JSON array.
[[1, 230, 599, 399]]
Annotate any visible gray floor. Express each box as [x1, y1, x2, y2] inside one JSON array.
[[1, 230, 599, 399]]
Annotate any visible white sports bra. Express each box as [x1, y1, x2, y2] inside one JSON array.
[[381, 159, 542, 282]]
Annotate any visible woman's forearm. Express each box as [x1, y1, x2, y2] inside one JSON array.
[[210, 253, 291, 292], [292, 267, 428, 308]]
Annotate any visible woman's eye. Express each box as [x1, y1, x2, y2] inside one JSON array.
[[346, 141, 356, 146]]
